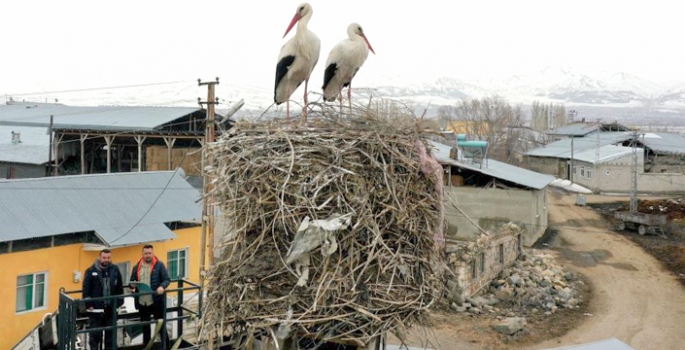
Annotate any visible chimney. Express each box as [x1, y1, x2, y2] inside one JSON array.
[[11, 131, 21, 144], [450, 147, 458, 160]]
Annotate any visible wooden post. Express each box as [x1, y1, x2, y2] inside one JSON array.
[[198, 77, 219, 350], [53, 133, 64, 176], [48, 115, 53, 176], [163, 137, 177, 170], [80, 134, 88, 174], [104, 135, 115, 173], [134, 136, 147, 172]]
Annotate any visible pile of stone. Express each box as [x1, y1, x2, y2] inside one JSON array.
[[451, 251, 584, 316], [487, 251, 584, 314]]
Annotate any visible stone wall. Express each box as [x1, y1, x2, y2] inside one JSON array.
[[446, 223, 522, 305]]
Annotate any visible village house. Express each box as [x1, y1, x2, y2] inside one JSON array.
[[429, 140, 555, 247], [428, 138, 554, 302], [545, 121, 631, 143], [0, 170, 203, 350], [0, 101, 233, 180], [522, 130, 685, 194]]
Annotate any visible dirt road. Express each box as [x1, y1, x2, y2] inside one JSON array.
[[530, 191, 685, 350]]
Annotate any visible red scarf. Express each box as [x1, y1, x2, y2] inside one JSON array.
[[136, 255, 158, 280]]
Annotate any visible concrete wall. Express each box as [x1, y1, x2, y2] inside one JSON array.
[[0, 162, 46, 179], [446, 228, 521, 303], [521, 156, 565, 179], [445, 186, 548, 247], [572, 154, 685, 194]]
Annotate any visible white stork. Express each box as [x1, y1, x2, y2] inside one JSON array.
[[322, 23, 375, 113], [274, 3, 321, 122]]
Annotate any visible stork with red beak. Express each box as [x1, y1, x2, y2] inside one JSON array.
[[274, 3, 321, 122], [322, 23, 375, 113]]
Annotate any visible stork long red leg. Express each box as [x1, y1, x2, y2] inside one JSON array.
[[338, 87, 343, 119], [348, 84, 353, 111], [303, 78, 309, 124], [286, 86, 291, 121]]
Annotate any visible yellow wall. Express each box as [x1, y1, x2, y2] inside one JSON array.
[[446, 120, 491, 135], [0, 226, 201, 350]]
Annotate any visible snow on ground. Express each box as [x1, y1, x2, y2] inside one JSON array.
[[549, 178, 593, 194]]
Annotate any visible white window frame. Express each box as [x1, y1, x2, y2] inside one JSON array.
[[580, 166, 585, 177], [167, 248, 189, 280], [587, 169, 592, 179], [16, 271, 48, 314]]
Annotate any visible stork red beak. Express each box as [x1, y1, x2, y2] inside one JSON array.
[[283, 13, 302, 38], [361, 34, 376, 55]]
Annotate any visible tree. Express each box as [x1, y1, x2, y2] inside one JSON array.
[[437, 96, 527, 163]]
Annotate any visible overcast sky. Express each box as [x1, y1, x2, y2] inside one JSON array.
[[2, 0, 684, 101]]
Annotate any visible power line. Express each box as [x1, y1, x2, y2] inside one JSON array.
[[107, 138, 201, 245], [5, 80, 194, 97]]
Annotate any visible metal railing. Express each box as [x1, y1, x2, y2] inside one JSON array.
[[57, 279, 202, 350]]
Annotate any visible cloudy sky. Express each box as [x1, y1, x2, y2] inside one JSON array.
[[2, 0, 684, 104]]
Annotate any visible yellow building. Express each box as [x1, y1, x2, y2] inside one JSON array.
[[445, 120, 491, 135], [0, 171, 203, 350]]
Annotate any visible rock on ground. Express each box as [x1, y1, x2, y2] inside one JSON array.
[[492, 317, 526, 335]]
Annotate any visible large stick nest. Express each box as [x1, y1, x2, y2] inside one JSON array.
[[200, 102, 449, 347]]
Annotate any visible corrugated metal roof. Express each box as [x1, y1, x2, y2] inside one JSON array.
[[429, 141, 555, 190], [0, 102, 201, 131], [541, 337, 635, 350], [0, 171, 201, 247], [0, 125, 51, 164], [526, 131, 685, 158], [550, 123, 600, 136], [525, 132, 633, 158], [571, 145, 634, 164], [640, 132, 685, 154]]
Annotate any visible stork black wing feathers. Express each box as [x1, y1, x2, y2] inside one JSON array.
[[322, 63, 338, 91], [274, 55, 296, 104]]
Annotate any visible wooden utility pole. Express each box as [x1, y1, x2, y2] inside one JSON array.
[[199, 77, 220, 285], [199, 77, 220, 350]]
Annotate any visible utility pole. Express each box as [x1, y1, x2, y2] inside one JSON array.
[[630, 131, 640, 213], [199, 77, 220, 286], [570, 136, 574, 183]]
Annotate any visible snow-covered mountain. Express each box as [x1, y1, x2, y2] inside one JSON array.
[[4, 67, 684, 118], [354, 66, 682, 109]]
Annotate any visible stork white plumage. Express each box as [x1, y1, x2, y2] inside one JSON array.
[[322, 23, 375, 113], [274, 3, 321, 122]]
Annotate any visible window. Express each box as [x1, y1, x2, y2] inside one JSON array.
[[587, 169, 592, 179], [580, 167, 585, 177], [16, 272, 47, 313], [499, 244, 504, 264], [480, 253, 485, 276], [168, 249, 188, 279]]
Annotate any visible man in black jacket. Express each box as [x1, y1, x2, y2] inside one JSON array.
[[130, 244, 171, 346], [82, 249, 124, 350]]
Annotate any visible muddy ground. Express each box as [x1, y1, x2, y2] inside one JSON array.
[[587, 199, 685, 288]]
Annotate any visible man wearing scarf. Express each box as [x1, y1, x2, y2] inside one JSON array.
[[130, 244, 171, 347], [82, 249, 124, 350]]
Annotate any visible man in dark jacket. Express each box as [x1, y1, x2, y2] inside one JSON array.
[[82, 249, 124, 350], [130, 244, 171, 346]]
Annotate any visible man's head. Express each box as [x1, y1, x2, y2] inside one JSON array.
[[99, 249, 112, 267], [142, 244, 154, 263]]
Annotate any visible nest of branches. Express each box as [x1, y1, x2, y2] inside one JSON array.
[[200, 102, 448, 347]]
